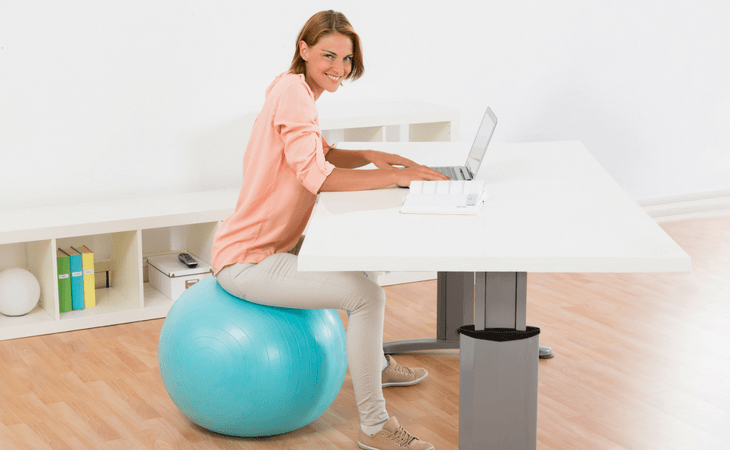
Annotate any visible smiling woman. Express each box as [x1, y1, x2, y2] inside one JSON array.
[[210, 10, 445, 450], [290, 10, 364, 94], [298, 32, 354, 100]]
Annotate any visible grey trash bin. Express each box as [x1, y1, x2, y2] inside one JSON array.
[[458, 325, 541, 450]]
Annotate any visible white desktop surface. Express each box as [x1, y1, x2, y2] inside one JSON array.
[[298, 141, 690, 273]]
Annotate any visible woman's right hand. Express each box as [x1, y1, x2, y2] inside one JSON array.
[[392, 165, 451, 188]]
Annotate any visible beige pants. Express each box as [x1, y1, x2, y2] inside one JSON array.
[[216, 243, 389, 426]]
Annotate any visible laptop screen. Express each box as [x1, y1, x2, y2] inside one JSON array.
[[465, 107, 498, 177]]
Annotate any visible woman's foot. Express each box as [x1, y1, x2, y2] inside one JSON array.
[[358, 417, 434, 450], [382, 355, 428, 388]]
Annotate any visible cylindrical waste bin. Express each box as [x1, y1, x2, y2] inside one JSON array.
[[458, 325, 540, 450]]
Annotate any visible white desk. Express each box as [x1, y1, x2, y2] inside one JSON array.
[[298, 141, 690, 449], [300, 141, 688, 273]]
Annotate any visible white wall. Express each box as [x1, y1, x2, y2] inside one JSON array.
[[2, 0, 729, 210]]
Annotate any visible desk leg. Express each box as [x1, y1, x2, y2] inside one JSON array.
[[460, 272, 538, 450], [383, 272, 473, 354], [381, 271, 539, 449]]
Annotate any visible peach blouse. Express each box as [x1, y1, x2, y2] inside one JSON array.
[[211, 72, 335, 273]]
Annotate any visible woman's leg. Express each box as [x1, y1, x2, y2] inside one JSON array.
[[217, 253, 389, 427]]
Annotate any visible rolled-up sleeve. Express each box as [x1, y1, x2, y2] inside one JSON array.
[[275, 83, 335, 195]]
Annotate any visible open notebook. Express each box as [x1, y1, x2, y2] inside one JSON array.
[[400, 180, 488, 215]]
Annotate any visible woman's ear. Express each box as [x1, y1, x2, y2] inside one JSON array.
[[299, 40, 309, 62]]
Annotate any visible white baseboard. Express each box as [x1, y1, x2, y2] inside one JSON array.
[[377, 189, 730, 286]]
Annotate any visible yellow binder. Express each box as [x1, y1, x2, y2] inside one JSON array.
[[72, 245, 96, 308]]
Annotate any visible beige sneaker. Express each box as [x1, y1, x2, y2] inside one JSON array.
[[358, 417, 434, 450], [382, 356, 428, 388]]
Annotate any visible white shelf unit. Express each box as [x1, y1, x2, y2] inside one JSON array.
[[319, 100, 460, 143], [0, 101, 459, 341], [0, 190, 239, 341]]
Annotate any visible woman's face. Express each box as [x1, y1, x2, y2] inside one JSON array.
[[299, 32, 353, 100]]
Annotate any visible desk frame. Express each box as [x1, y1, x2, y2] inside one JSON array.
[[383, 271, 527, 354]]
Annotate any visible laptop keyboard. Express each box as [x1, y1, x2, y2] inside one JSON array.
[[432, 166, 468, 180]]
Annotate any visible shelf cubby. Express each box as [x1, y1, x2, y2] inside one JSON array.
[[0, 239, 58, 339], [140, 221, 218, 308], [56, 230, 144, 317]]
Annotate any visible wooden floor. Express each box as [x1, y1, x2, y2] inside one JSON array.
[[1, 215, 728, 449]]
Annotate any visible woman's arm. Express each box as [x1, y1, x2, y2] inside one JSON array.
[[319, 166, 450, 192], [325, 147, 421, 170], [324, 148, 372, 169]]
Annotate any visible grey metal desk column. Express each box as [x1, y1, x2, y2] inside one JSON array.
[[383, 272, 473, 354], [459, 272, 540, 450]]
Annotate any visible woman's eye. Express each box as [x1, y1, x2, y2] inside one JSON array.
[[325, 54, 335, 59], [344, 56, 353, 62]]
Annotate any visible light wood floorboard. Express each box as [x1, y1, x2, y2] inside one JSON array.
[[0, 216, 728, 449]]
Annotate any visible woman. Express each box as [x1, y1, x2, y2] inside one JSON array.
[[212, 10, 448, 450]]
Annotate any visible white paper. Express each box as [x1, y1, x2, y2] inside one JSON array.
[[400, 180, 488, 215]]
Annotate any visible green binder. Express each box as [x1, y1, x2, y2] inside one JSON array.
[[57, 249, 72, 313]]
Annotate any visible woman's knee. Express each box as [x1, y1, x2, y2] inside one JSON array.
[[372, 284, 386, 309], [350, 278, 386, 313], [215, 263, 256, 300]]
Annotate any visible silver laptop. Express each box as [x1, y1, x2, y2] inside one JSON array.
[[431, 107, 497, 180]]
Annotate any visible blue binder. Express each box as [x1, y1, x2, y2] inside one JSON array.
[[64, 248, 85, 310]]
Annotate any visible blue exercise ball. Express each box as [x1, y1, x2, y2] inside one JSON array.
[[158, 277, 347, 437]]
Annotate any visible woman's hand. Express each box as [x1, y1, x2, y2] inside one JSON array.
[[366, 150, 419, 170], [364, 150, 450, 187], [392, 165, 451, 187]]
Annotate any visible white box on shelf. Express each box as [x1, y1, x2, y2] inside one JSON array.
[[147, 254, 213, 301]]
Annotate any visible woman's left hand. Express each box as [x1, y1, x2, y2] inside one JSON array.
[[367, 150, 419, 170]]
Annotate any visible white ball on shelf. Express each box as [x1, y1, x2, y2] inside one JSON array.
[[0, 268, 41, 316]]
